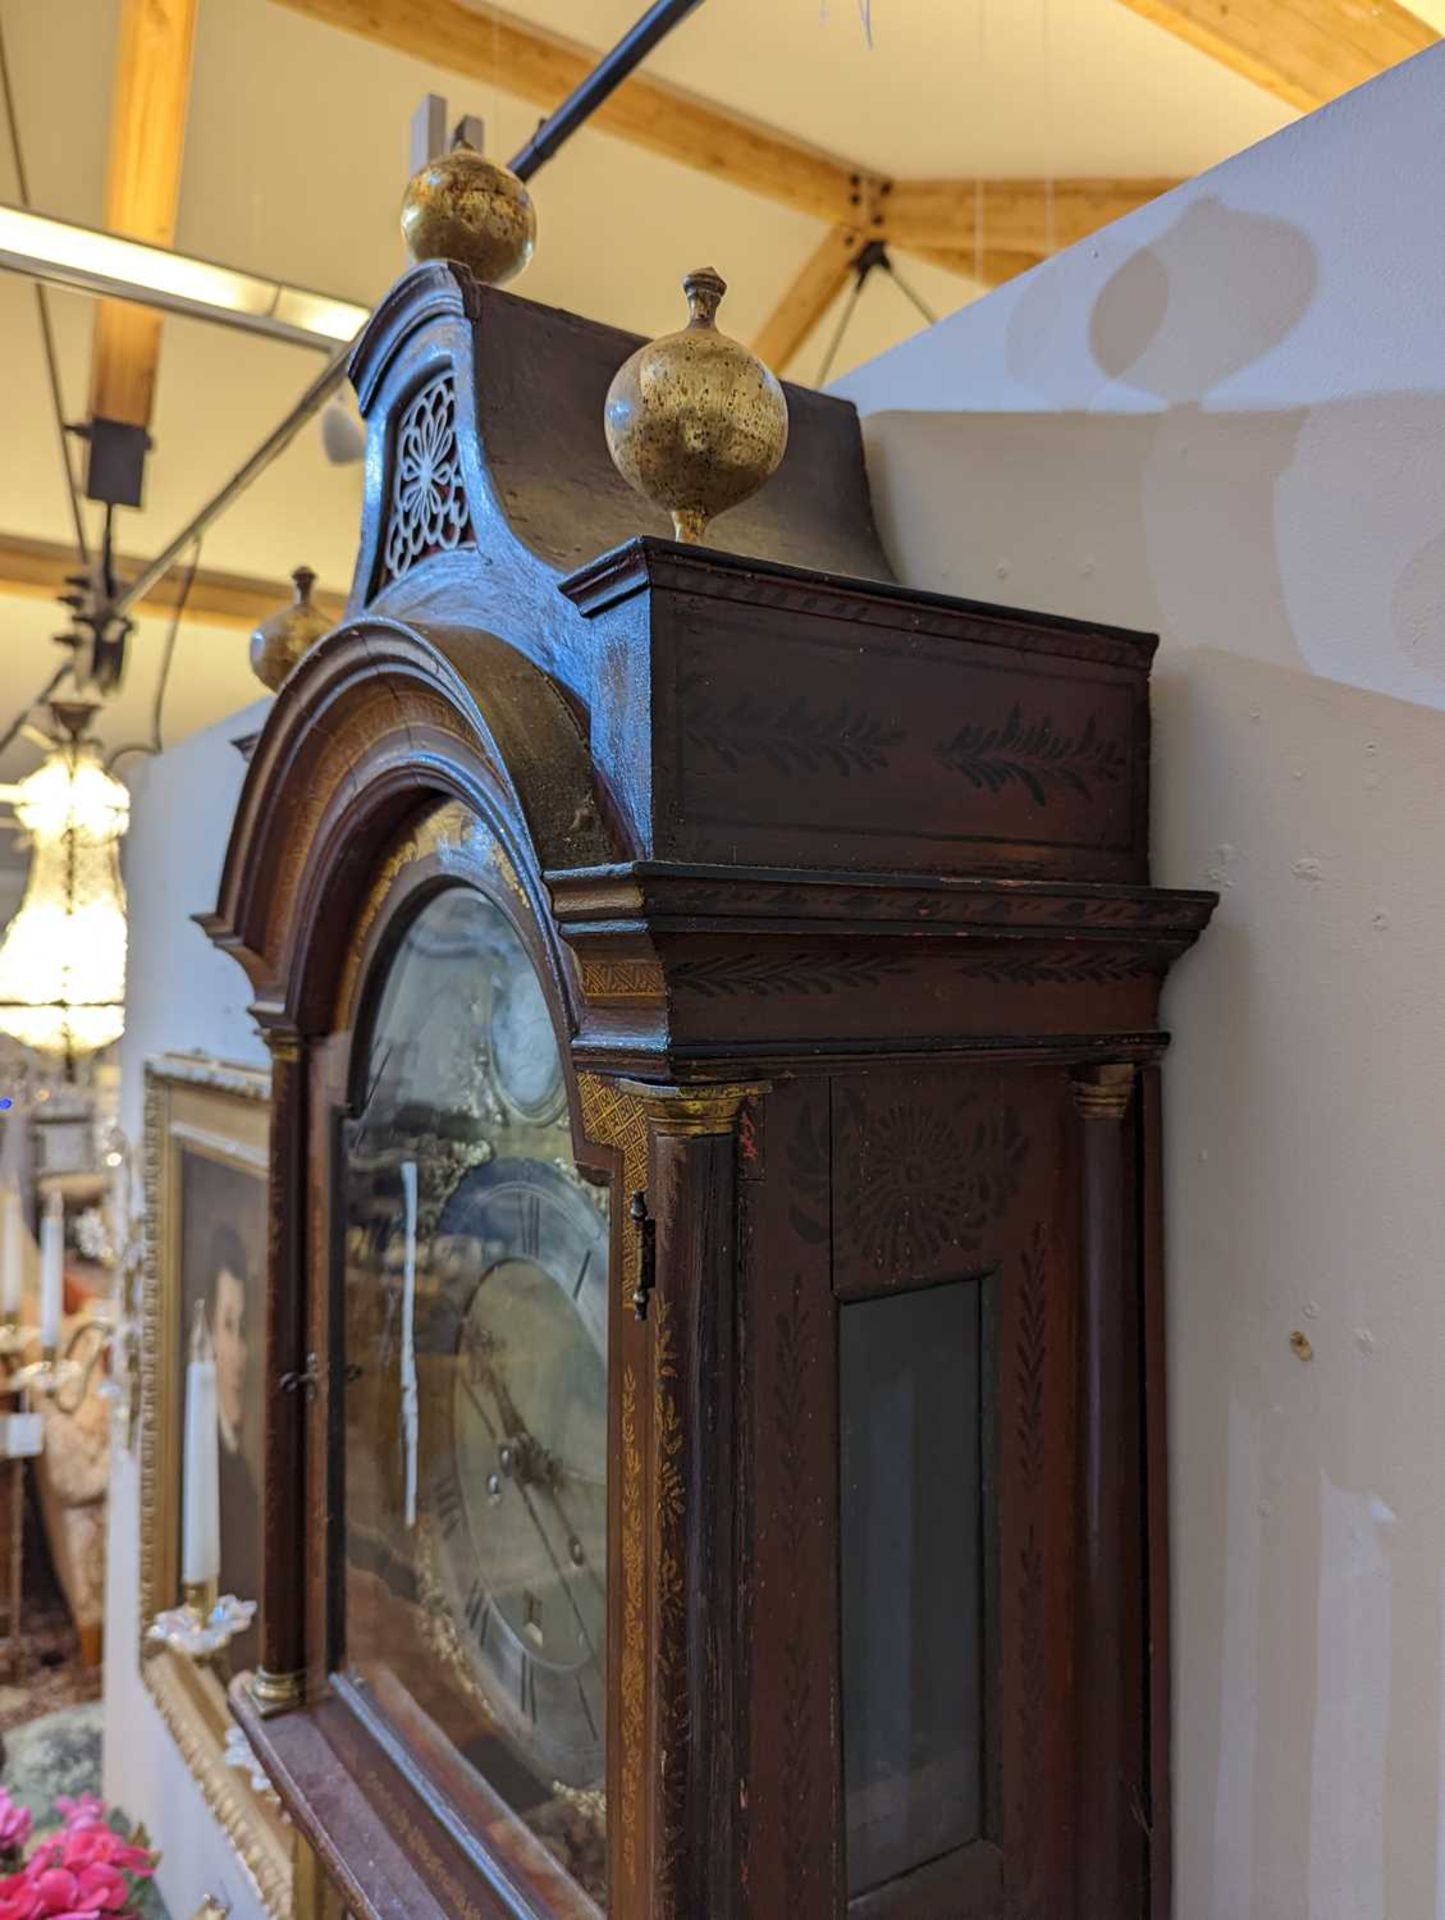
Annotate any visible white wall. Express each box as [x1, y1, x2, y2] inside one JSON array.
[[105, 701, 271, 1920], [834, 43, 1445, 1920]]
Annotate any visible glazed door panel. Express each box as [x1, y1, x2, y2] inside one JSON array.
[[743, 1070, 1083, 1919]]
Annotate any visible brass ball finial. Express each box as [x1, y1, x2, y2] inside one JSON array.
[[249, 565, 331, 692], [604, 266, 790, 546], [400, 136, 535, 287]]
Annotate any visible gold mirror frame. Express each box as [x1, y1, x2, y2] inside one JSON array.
[[139, 1054, 292, 1916]]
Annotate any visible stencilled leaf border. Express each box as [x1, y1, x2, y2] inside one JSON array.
[[935, 705, 1127, 807]]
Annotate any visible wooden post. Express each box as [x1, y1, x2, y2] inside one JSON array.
[[1071, 1062, 1145, 1916]]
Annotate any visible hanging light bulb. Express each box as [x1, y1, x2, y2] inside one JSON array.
[[0, 718, 129, 1061]]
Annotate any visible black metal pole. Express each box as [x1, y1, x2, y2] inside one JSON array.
[[97, 0, 709, 635], [508, 0, 707, 180], [106, 342, 352, 627]]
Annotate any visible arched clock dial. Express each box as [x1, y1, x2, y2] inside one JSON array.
[[489, 963, 567, 1126], [430, 1158, 609, 1786]]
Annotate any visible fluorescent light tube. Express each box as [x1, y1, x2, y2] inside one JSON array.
[[0, 204, 369, 349]]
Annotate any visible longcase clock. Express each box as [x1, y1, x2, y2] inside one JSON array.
[[202, 261, 1215, 1919]]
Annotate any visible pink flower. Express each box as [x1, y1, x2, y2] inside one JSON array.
[[0, 1870, 38, 1920], [48, 1837, 107, 1875], [0, 1788, 155, 1919], [42, 1827, 150, 1886], [29, 1869, 81, 1915], [52, 1802, 103, 1834], [71, 1864, 129, 1913], [0, 1795, 32, 1859]]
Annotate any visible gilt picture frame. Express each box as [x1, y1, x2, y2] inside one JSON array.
[[138, 1053, 292, 1918]]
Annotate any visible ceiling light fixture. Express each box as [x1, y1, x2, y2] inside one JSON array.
[[0, 706, 130, 1062], [0, 204, 369, 350]]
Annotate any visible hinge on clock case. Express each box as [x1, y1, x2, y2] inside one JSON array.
[[279, 1354, 320, 1399], [629, 1191, 656, 1321]]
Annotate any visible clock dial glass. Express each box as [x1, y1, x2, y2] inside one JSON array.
[[340, 883, 609, 1911]]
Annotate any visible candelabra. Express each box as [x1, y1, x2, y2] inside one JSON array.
[[3, 1312, 115, 1413]]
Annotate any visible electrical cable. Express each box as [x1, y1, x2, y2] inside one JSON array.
[[104, 541, 202, 772], [818, 246, 938, 389], [817, 269, 868, 387], [0, 6, 91, 570], [881, 255, 937, 328]]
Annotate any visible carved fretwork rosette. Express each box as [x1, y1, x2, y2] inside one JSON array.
[[378, 370, 474, 588]]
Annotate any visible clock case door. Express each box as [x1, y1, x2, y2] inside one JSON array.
[[290, 807, 626, 1920], [742, 1066, 1125, 1920], [198, 596, 644, 1917], [322, 818, 614, 1914]]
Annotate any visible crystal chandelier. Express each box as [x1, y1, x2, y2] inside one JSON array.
[[0, 719, 129, 1060]]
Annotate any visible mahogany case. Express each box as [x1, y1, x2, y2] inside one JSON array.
[[201, 261, 1214, 1920]]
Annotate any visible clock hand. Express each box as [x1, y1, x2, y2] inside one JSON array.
[[459, 1376, 602, 1661], [464, 1332, 606, 1568], [468, 1340, 602, 1499]]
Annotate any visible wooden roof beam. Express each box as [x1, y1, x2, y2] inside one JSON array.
[[278, 0, 1182, 380], [89, 0, 199, 434], [0, 531, 344, 633], [903, 245, 1047, 289], [1115, 0, 1437, 113], [886, 177, 1182, 256], [274, 0, 879, 228], [753, 227, 866, 374]]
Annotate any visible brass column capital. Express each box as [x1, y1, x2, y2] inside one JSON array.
[[1071, 1062, 1137, 1122], [262, 1027, 302, 1065], [618, 1080, 768, 1138]]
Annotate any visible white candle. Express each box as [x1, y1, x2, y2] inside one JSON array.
[[38, 1192, 63, 1353], [182, 1299, 221, 1589], [0, 1187, 21, 1321], [400, 1160, 419, 1530]]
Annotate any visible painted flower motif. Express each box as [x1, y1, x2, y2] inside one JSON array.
[[841, 1096, 1027, 1272], [383, 373, 472, 582]]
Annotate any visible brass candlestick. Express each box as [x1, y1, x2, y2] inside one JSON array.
[[183, 1576, 219, 1619]]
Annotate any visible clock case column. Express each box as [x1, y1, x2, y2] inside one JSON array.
[[252, 1025, 309, 1716], [576, 1078, 759, 1920], [625, 1083, 758, 1920]]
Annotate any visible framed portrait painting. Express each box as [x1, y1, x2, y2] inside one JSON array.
[[140, 1054, 290, 1915]]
